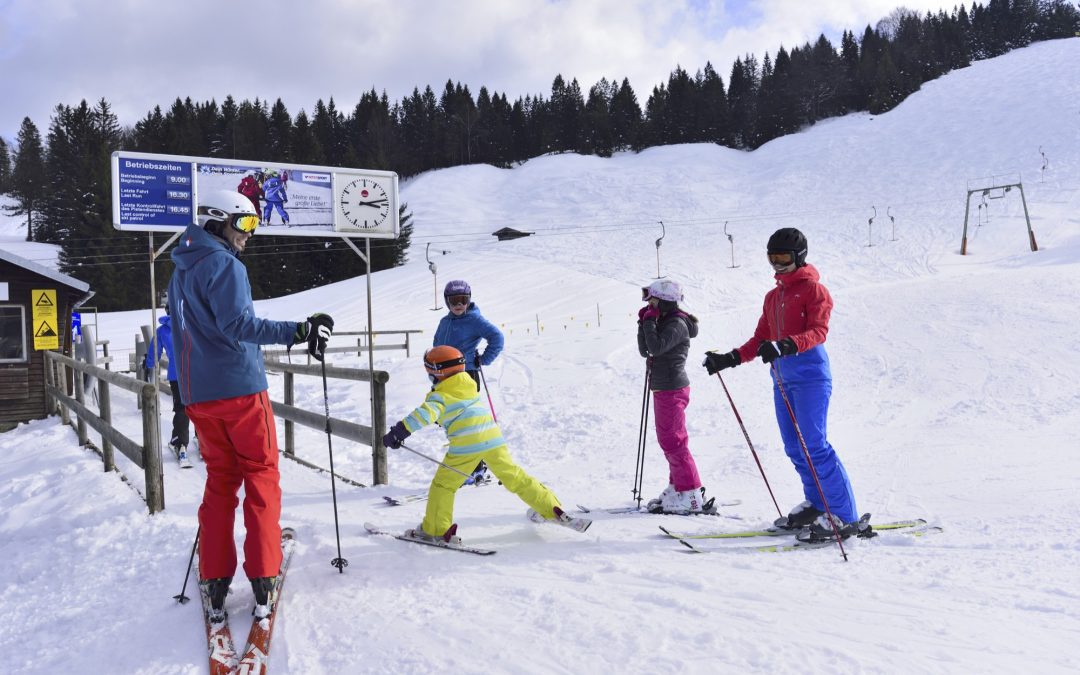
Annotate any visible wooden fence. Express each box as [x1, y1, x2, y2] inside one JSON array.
[[44, 351, 165, 514], [262, 358, 391, 485], [261, 329, 424, 363]]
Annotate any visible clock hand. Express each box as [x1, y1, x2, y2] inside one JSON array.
[[356, 199, 389, 208]]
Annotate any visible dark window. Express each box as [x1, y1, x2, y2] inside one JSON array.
[[0, 306, 28, 362]]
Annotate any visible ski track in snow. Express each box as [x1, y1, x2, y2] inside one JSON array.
[[3, 39, 1080, 674]]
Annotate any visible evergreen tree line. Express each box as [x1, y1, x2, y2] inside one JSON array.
[[1, 0, 1077, 310]]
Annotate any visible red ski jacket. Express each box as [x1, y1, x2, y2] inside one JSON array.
[[735, 263, 833, 364]]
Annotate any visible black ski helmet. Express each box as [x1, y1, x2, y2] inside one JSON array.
[[767, 227, 808, 267]]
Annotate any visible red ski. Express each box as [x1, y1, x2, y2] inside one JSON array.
[[235, 527, 297, 674]]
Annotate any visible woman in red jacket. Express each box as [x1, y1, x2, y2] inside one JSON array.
[[703, 228, 860, 540]]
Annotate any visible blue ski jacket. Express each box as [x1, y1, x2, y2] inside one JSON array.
[[433, 303, 504, 371], [263, 176, 287, 203], [145, 315, 178, 381], [168, 224, 298, 405]]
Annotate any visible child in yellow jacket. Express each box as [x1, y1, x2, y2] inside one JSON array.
[[382, 345, 589, 540]]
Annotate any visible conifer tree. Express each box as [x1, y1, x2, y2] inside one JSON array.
[[6, 118, 47, 242], [609, 78, 642, 151], [44, 100, 132, 308], [0, 137, 11, 194], [581, 79, 615, 157], [727, 56, 759, 148], [696, 63, 729, 145]]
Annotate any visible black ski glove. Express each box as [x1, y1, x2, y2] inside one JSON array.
[[703, 350, 740, 374], [294, 313, 335, 361], [757, 338, 797, 364], [382, 421, 410, 449]]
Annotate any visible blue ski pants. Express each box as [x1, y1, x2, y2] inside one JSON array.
[[772, 375, 858, 523]]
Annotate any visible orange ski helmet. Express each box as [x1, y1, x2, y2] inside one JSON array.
[[424, 345, 466, 380]]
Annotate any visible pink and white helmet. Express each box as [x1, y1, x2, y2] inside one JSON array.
[[642, 279, 683, 303]]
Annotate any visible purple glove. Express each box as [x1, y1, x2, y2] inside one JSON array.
[[639, 306, 660, 322], [382, 421, 410, 449]]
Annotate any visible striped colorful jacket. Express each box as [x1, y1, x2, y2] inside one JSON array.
[[401, 372, 506, 455]]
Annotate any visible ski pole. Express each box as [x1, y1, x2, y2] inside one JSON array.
[[173, 526, 200, 604], [399, 442, 473, 479], [320, 358, 348, 573], [632, 365, 651, 507], [772, 364, 849, 561], [477, 361, 497, 422], [715, 373, 783, 519]]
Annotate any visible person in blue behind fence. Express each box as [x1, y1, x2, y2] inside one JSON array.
[[145, 300, 192, 467]]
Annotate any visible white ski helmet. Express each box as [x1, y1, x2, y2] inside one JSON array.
[[642, 279, 683, 303], [197, 189, 258, 235]]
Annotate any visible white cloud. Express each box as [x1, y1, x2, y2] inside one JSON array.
[[0, 0, 960, 142]]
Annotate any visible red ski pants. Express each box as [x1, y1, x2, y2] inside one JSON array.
[[187, 390, 282, 580]]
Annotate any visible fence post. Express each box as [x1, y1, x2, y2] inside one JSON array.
[[140, 382, 165, 514], [43, 354, 54, 413], [99, 373, 115, 472], [73, 361, 88, 446], [283, 371, 294, 457], [135, 335, 145, 409], [371, 376, 388, 485], [57, 359, 71, 426]]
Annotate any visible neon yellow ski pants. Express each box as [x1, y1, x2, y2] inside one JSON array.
[[421, 446, 561, 537]]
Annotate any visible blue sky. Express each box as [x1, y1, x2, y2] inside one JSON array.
[[0, 0, 959, 143]]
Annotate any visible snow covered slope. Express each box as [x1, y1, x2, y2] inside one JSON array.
[[2, 38, 1079, 674]]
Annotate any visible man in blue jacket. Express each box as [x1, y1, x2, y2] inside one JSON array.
[[168, 189, 333, 622]]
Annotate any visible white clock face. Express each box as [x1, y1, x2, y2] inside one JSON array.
[[340, 178, 390, 229]]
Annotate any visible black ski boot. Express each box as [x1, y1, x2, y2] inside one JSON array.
[[773, 500, 824, 530], [250, 576, 277, 619], [796, 513, 876, 542], [202, 576, 231, 623]]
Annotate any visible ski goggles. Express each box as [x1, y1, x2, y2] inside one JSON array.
[[230, 214, 261, 234], [446, 294, 471, 307], [767, 252, 795, 266]]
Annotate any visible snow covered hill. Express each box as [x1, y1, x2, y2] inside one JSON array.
[[2, 38, 1079, 674]]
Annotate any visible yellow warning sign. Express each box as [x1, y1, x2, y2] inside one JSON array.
[[32, 289, 59, 350]]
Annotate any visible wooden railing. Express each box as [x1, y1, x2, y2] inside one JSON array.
[[44, 351, 164, 514], [262, 358, 391, 485], [261, 329, 424, 363]]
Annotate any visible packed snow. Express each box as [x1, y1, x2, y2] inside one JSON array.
[[2, 38, 1079, 674]]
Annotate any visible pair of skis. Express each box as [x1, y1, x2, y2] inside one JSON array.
[[365, 506, 593, 556], [576, 498, 742, 516], [660, 517, 942, 553], [380, 476, 493, 506], [199, 528, 296, 674]]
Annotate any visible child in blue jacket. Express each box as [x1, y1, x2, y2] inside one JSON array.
[[432, 280, 504, 484], [433, 280, 504, 391]]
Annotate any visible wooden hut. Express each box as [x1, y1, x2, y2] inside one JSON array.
[[0, 249, 92, 430]]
